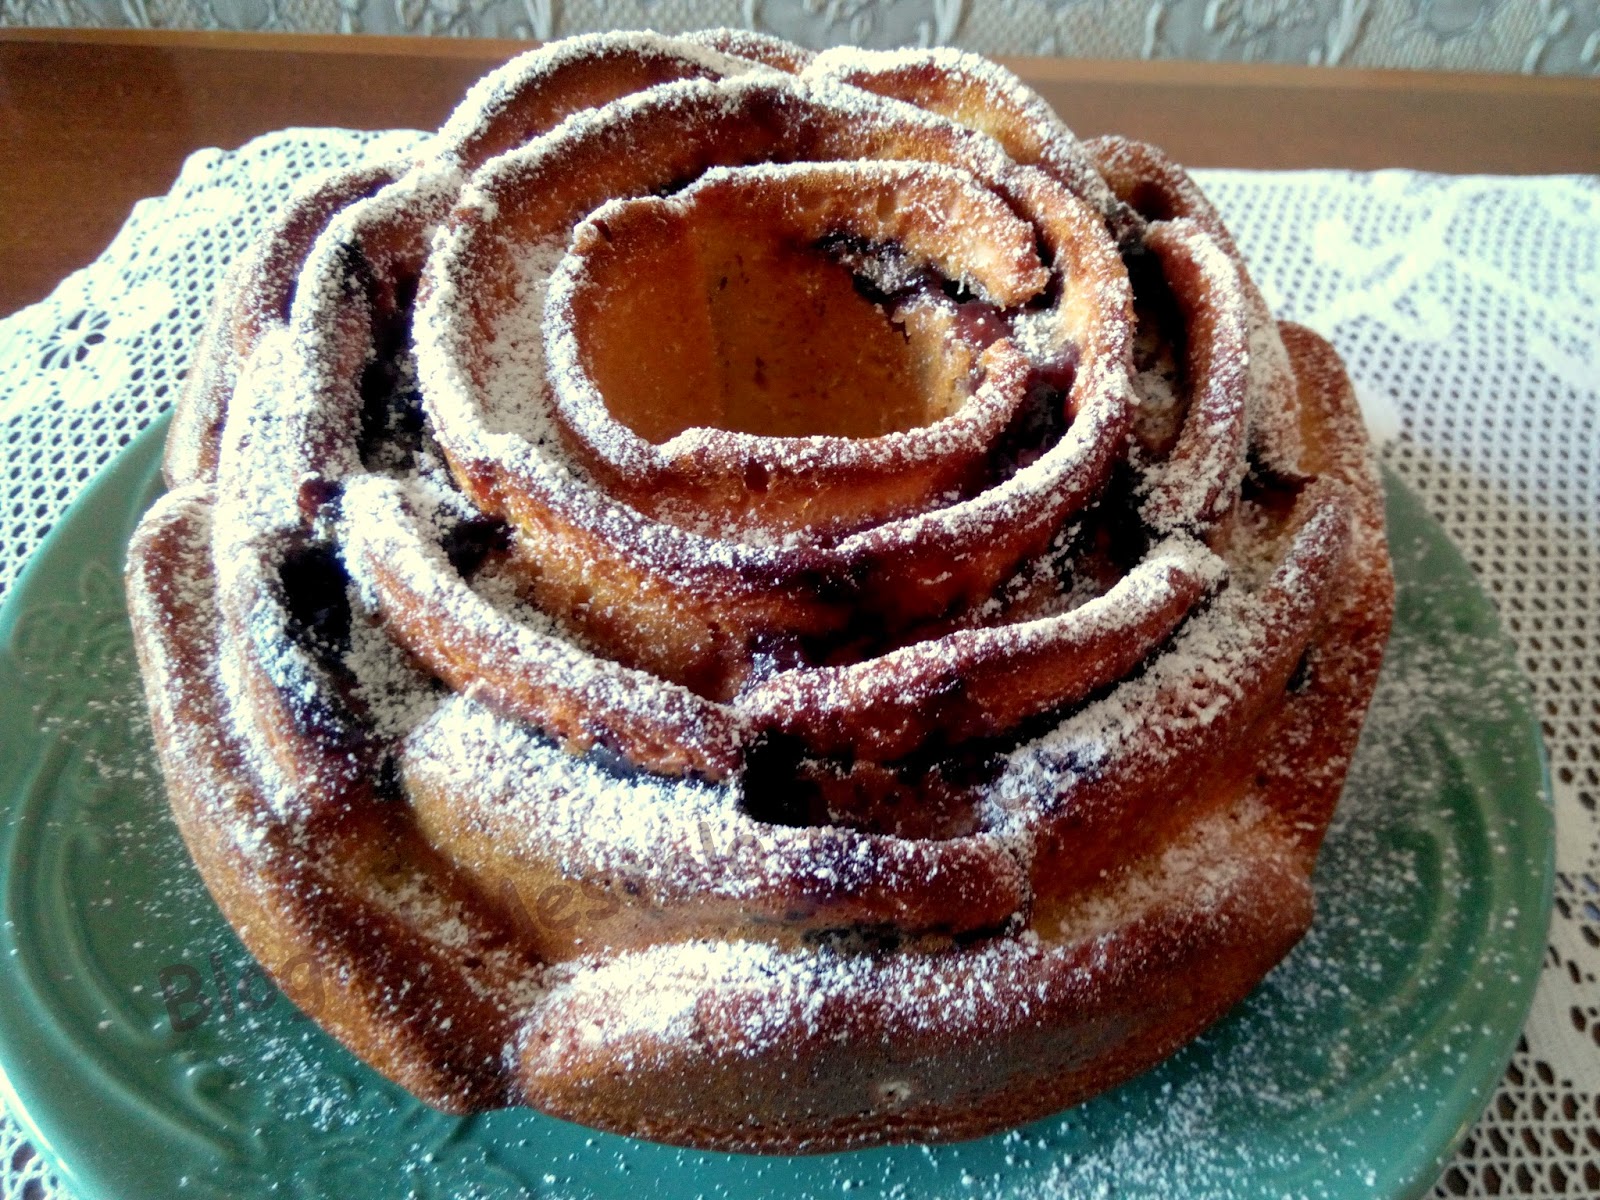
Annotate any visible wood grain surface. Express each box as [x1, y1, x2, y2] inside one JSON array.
[[2, 28, 1598, 318]]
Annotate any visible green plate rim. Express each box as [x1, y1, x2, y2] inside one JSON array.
[[0, 413, 1555, 1200]]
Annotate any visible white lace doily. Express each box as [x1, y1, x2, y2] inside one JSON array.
[[0, 129, 1595, 1199]]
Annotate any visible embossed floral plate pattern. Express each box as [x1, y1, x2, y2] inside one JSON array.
[[0, 414, 1553, 1200]]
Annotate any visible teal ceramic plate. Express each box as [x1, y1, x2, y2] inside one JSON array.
[[0, 415, 1553, 1200]]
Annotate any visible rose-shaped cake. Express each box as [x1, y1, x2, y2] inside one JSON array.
[[127, 30, 1394, 1152]]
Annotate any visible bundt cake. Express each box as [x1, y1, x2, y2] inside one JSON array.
[[127, 30, 1394, 1153]]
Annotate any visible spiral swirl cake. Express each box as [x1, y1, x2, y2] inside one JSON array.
[[128, 31, 1394, 1153]]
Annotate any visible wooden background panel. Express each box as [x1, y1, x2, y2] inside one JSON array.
[[2, 30, 1598, 317]]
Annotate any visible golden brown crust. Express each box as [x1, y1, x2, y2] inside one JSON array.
[[130, 31, 1395, 1153], [163, 162, 403, 489]]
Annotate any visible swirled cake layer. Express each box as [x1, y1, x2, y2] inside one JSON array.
[[130, 30, 1394, 1153]]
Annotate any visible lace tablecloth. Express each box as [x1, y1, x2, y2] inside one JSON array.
[[0, 130, 1595, 1199]]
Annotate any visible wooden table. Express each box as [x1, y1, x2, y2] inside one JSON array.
[[2, 27, 1598, 318]]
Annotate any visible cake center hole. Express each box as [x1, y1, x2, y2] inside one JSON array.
[[567, 208, 978, 444]]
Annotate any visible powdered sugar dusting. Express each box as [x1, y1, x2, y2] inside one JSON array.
[[121, 27, 1397, 1164]]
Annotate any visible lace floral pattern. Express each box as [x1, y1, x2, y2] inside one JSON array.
[[0, 130, 1596, 1197]]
